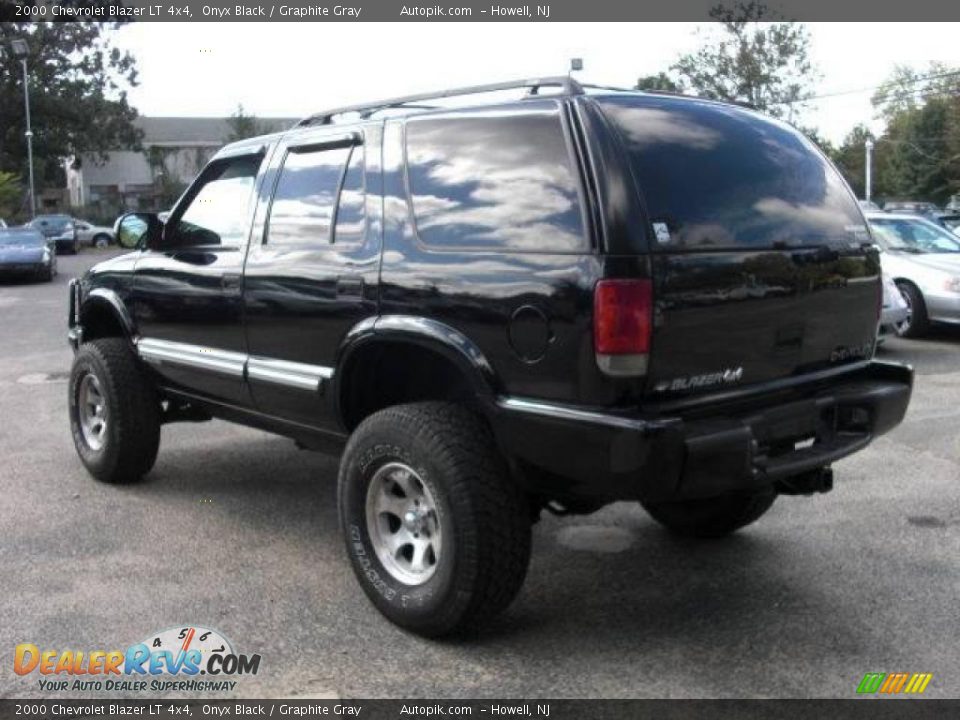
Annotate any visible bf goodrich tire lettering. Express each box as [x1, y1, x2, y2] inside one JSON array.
[[338, 402, 531, 637]]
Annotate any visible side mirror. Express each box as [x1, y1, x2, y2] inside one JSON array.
[[114, 212, 161, 250]]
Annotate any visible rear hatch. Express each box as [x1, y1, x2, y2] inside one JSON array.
[[597, 95, 879, 398]]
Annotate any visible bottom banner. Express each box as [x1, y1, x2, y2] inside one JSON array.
[[2, 699, 957, 720]]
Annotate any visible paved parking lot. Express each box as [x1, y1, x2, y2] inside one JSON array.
[[1, 250, 959, 699]]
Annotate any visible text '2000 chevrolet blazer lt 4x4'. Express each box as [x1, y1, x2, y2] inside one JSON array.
[[67, 78, 913, 637]]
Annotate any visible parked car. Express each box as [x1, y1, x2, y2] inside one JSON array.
[[73, 219, 115, 248], [866, 212, 960, 337], [28, 214, 79, 254], [0, 227, 56, 281], [67, 78, 913, 637], [883, 201, 942, 216], [878, 272, 910, 340], [938, 213, 960, 236]]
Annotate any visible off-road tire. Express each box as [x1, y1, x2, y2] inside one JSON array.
[[895, 281, 930, 338], [338, 401, 531, 637], [69, 338, 161, 484], [641, 490, 777, 538]]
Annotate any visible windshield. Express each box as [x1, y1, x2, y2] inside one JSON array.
[[0, 231, 45, 247], [869, 217, 960, 254]]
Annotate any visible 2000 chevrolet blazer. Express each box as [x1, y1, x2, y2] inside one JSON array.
[[67, 78, 913, 636]]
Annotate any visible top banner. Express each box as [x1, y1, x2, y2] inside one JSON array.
[[4, 0, 960, 21]]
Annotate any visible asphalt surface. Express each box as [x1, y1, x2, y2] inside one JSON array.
[[1, 250, 958, 700]]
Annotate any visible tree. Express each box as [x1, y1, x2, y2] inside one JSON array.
[[225, 105, 270, 143], [864, 64, 960, 205], [0, 22, 141, 199], [0, 171, 21, 219], [829, 125, 875, 199], [671, 2, 816, 121], [636, 72, 683, 93]]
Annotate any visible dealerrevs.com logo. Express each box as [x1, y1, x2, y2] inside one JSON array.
[[14, 626, 261, 693]]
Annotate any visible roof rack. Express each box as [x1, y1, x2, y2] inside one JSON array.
[[297, 76, 584, 127]]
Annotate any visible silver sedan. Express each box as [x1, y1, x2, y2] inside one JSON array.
[[866, 213, 960, 337], [73, 219, 115, 248]]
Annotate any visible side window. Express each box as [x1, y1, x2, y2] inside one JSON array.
[[404, 105, 587, 252], [334, 145, 365, 245], [171, 154, 261, 248], [267, 143, 365, 246]]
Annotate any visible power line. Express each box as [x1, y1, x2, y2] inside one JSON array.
[[770, 68, 960, 106]]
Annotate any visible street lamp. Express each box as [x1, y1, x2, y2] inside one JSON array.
[[2, 38, 36, 218], [864, 138, 874, 204]]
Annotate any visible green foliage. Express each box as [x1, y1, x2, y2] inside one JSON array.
[[0, 23, 141, 193], [0, 170, 22, 219], [636, 73, 683, 93], [827, 64, 960, 205], [225, 104, 270, 143], [829, 125, 875, 199], [670, 2, 816, 121]]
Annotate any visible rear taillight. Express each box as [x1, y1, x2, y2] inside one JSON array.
[[594, 278, 652, 377]]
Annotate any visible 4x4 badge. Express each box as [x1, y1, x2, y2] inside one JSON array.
[[654, 367, 744, 393]]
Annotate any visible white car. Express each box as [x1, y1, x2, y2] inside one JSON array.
[[866, 212, 960, 337], [73, 219, 115, 248], [879, 272, 909, 341]]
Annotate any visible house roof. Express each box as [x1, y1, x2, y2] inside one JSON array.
[[136, 116, 297, 146]]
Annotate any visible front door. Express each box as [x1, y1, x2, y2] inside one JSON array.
[[132, 149, 268, 406]]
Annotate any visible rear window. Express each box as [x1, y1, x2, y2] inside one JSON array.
[[405, 103, 587, 252], [598, 96, 867, 250]]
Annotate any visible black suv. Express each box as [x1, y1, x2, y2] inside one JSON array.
[[67, 78, 913, 637]]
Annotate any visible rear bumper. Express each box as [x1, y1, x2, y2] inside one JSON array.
[[494, 361, 913, 502]]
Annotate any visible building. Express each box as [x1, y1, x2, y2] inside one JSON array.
[[65, 116, 294, 217]]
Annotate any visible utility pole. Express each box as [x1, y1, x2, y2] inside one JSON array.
[[3, 39, 36, 217], [864, 138, 874, 204]]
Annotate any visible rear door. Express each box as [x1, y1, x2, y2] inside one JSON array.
[[242, 124, 381, 430], [596, 95, 879, 398]]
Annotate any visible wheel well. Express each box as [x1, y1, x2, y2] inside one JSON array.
[[80, 303, 128, 342], [338, 342, 480, 431]]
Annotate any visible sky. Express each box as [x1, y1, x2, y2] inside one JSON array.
[[112, 22, 960, 144]]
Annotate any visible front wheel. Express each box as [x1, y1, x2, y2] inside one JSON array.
[[338, 402, 531, 637], [93, 234, 110, 249], [641, 490, 777, 538], [69, 338, 161, 484]]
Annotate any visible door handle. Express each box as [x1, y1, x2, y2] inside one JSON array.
[[221, 274, 242, 294], [336, 277, 364, 298]]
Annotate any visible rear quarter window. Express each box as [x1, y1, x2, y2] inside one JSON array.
[[405, 103, 587, 253], [598, 95, 867, 251]]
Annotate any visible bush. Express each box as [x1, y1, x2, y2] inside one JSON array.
[[0, 171, 24, 222]]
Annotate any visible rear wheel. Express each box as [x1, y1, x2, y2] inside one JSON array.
[[338, 401, 531, 637], [641, 490, 777, 538], [894, 281, 929, 338], [69, 338, 161, 484]]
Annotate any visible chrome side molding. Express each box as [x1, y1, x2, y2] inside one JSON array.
[[136, 337, 333, 391], [138, 338, 246, 378], [247, 356, 332, 392]]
